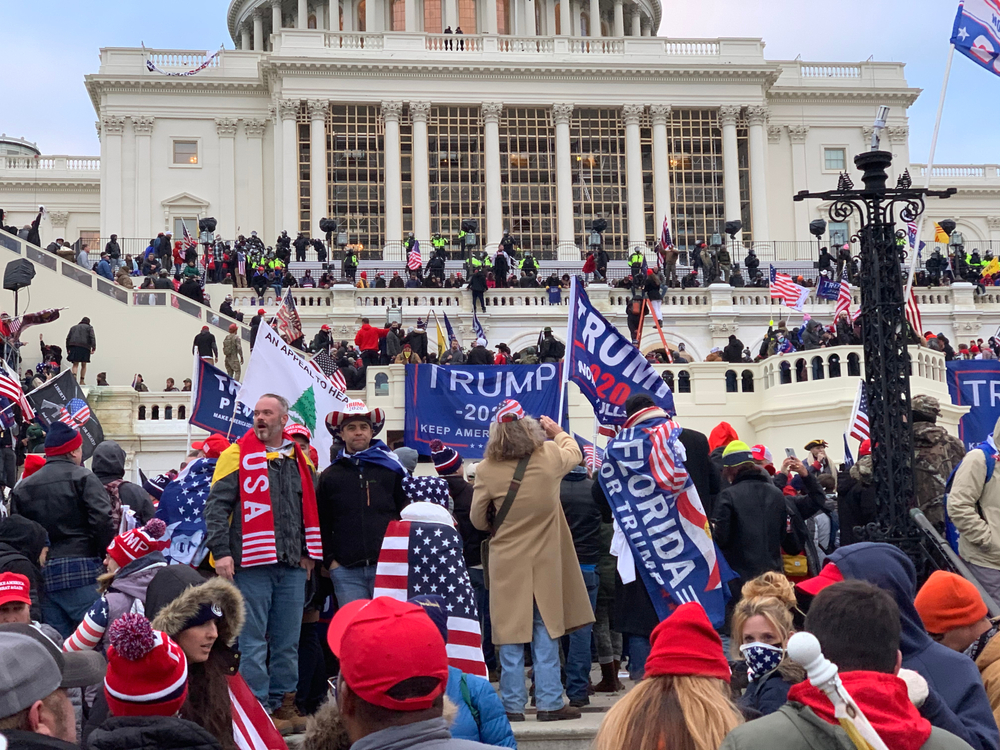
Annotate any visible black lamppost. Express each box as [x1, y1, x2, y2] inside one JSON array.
[[794, 138, 955, 561]]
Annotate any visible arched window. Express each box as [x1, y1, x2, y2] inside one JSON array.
[[340, 4, 344, 29], [391, 0, 405, 30], [554, 2, 560, 33], [308, 13, 317, 28], [661, 370, 675, 392], [138, 405, 146, 421], [725, 370, 738, 393], [151, 405, 160, 421], [677, 370, 691, 393], [496, 0, 509, 34], [424, 0, 442, 31], [847, 352, 861, 377], [178, 405, 186, 420], [741, 370, 754, 392], [811, 356, 825, 380], [165, 405, 173, 420], [358, 0, 366, 30], [600, 19, 609, 35], [795, 358, 808, 383], [535, 0, 542, 33], [375, 372, 390, 396], [828, 353, 841, 378], [579, 10, 590, 35], [780, 361, 791, 385]]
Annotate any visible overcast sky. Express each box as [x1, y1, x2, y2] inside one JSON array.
[[1, 0, 996, 164]]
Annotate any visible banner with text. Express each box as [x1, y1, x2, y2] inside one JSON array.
[[947, 360, 1000, 449], [189, 359, 253, 439], [404, 363, 562, 459], [565, 277, 675, 426]]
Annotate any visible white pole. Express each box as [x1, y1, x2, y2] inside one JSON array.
[[904, 44, 956, 299]]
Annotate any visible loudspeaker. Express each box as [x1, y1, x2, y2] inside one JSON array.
[[3, 259, 35, 292]]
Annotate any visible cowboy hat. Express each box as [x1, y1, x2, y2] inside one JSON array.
[[325, 400, 386, 437]]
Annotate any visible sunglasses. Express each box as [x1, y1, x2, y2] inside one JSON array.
[[328, 673, 340, 701]]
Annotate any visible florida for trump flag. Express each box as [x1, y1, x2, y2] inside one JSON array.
[[373, 515, 487, 677], [952, 0, 1000, 77], [599, 415, 734, 627]]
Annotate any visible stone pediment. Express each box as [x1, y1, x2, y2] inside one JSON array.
[[161, 192, 210, 211]]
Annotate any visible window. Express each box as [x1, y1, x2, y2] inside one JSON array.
[[172, 140, 198, 165], [173, 217, 199, 238], [824, 147, 846, 171], [391, 0, 405, 30], [829, 221, 849, 247], [424, 0, 442, 32]]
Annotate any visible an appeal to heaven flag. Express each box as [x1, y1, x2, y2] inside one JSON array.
[[238, 324, 349, 469]]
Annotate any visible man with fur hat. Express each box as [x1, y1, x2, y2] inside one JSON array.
[[912, 394, 965, 533], [317, 400, 408, 605], [11, 423, 114, 638], [203, 394, 322, 726]]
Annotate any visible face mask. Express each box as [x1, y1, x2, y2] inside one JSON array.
[[740, 642, 784, 681]]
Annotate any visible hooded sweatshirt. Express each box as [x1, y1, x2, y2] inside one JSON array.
[[0, 515, 48, 620], [92, 441, 156, 526], [350, 717, 492, 750], [828, 543, 999, 750]]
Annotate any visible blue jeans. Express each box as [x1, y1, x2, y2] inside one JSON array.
[[42, 584, 101, 639], [627, 635, 651, 681], [234, 563, 307, 710], [330, 564, 376, 605], [467, 567, 495, 671], [565, 567, 599, 700], [498, 603, 564, 713]]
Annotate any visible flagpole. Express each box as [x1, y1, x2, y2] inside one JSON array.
[[904, 44, 956, 300]]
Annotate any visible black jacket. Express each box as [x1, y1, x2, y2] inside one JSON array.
[[5, 731, 80, 750], [712, 467, 794, 583], [317, 456, 408, 568], [11, 455, 114, 560], [86, 716, 222, 750], [467, 346, 493, 365], [0, 515, 48, 620], [538, 336, 565, 362], [445, 474, 486, 567], [469, 271, 488, 293], [838, 459, 877, 546], [723, 338, 745, 364], [560, 470, 603, 564], [643, 273, 663, 301], [66, 322, 96, 350], [192, 330, 218, 358]]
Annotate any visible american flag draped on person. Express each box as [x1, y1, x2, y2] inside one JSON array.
[[373, 503, 488, 677]]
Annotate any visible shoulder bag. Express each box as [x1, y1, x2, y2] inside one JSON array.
[[480, 455, 530, 590]]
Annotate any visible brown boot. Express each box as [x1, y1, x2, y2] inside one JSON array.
[[593, 661, 624, 692], [537, 704, 582, 721], [269, 692, 307, 735]]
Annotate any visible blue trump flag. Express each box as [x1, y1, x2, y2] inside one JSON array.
[[946, 360, 1000, 449], [599, 415, 733, 627], [189, 358, 253, 439], [565, 277, 674, 426], [816, 276, 840, 301], [404, 363, 562, 459], [952, 0, 1000, 77]]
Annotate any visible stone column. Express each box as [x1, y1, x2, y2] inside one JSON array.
[[641, 17, 650, 35], [278, 99, 300, 234], [613, 0, 624, 36], [719, 105, 741, 238], [366, 0, 376, 31], [559, 0, 571, 35], [445, 0, 458, 29], [216, 118, 238, 236], [589, 0, 600, 35], [486, 0, 499, 33], [308, 100, 328, 238], [253, 12, 265, 49], [483, 102, 504, 251], [623, 104, 645, 251], [270, 104, 282, 237], [411, 102, 432, 252], [342, 0, 354, 31], [241, 26, 252, 50], [329, 0, 338, 28], [787, 124, 810, 243], [316, 2, 325, 29], [746, 105, 769, 245], [524, 0, 537, 35], [243, 118, 267, 235], [133, 117, 153, 240], [383, 101, 403, 251], [630, 7, 640, 35], [650, 105, 671, 241], [553, 103, 576, 259], [272, 0, 283, 35], [405, 0, 418, 31], [101, 116, 125, 238], [298, 0, 309, 27]]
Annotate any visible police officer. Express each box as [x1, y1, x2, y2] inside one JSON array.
[[628, 246, 645, 277], [343, 248, 359, 282]]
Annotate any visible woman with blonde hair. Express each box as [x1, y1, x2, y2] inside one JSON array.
[[594, 602, 743, 750], [730, 571, 805, 716], [471, 399, 594, 722]]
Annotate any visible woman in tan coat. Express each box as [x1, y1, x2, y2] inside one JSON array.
[[471, 399, 595, 722]]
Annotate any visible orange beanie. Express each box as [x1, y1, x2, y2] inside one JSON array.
[[914, 570, 988, 633]]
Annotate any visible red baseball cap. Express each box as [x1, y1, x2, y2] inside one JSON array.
[[326, 598, 448, 711], [0, 573, 31, 606], [795, 562, 845, 597]]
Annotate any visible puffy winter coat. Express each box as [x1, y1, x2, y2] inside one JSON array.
[[445, 667, 516, 747], [86, 716, 222, 750]]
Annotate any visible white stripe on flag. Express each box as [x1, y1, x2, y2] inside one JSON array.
[[447, 643, 487, 662], [447, 617, 482, 634], [380, 536, 409, 549], [375, 562, 410, 576], [373, 587, 408, 601]]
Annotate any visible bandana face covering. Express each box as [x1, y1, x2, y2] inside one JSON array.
[[740, 642, 784, 681]]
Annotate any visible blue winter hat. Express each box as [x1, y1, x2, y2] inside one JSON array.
[[408, 595, 448, 644], [44, 422, 82, 457]]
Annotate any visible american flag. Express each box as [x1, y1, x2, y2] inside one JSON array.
[[309, 349, 347, 393], [834, 269, 852, 318], [57, 398, 90, 428], [156, 456, 215, 565], [648, 420, 687, 495], [402, 476, 452, 509], [64, 596, 109, 652], [849, 381, 870, 443], [769, 265, 809, 311], [407, 242, 422, 271], [275, 289, 303, 344], [0, 366, 34, 421], [237, 251, 246, 277], [906, 286, 923, 337], [573, 433, 604, 472], [660, 215, 673, 251], [374, 519, 487, 677], [181, 219, 198, 250]]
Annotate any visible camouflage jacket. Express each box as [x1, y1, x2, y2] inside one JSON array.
[[913, 421, 966, 532]]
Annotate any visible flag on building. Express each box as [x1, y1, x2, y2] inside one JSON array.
[[906, 286, 923, 337], [407, 241, 422, 271], [835, 270, 853, 318], [660, 215, 673, 251], [275, 289, 303, 345], [472, 310, 487, 346], [27, 370, 104, 460], [951, 0, 1000, 77], [573, 433, 604, 473], [0, 363, 34, 421], [373, 518, 487, 677], [769, 265, 811, 311], [310, 350, 347, 393], [848, 381, 870, 443]]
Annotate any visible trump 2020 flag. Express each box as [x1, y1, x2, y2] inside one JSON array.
[[952, 0, 1000, 76], [565, 277, 674, 426], [599, 415, 733, 627], [373, 508, 487, 677]]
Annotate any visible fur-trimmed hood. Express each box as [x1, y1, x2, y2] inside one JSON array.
[[146, 566, 245, 646]]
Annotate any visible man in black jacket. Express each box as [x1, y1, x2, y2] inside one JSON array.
[[192, 325, 218, 365], [467, 338, 494, 365], [722, 334, 745, 364], [249, 307, 266, 350], [317, 401, 408, 605], [0, 516, 49, 622], [10, 423, 114, 637]]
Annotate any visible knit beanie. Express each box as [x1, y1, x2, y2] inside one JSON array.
[[722, 440, 754, 467], [106, 519, 168, 569], [914, 570, 988, 634], [430, 439, 462, 475], [644, 603, 731, 682], [104, 613, 188, 717], [44, 422, 82, 457]]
